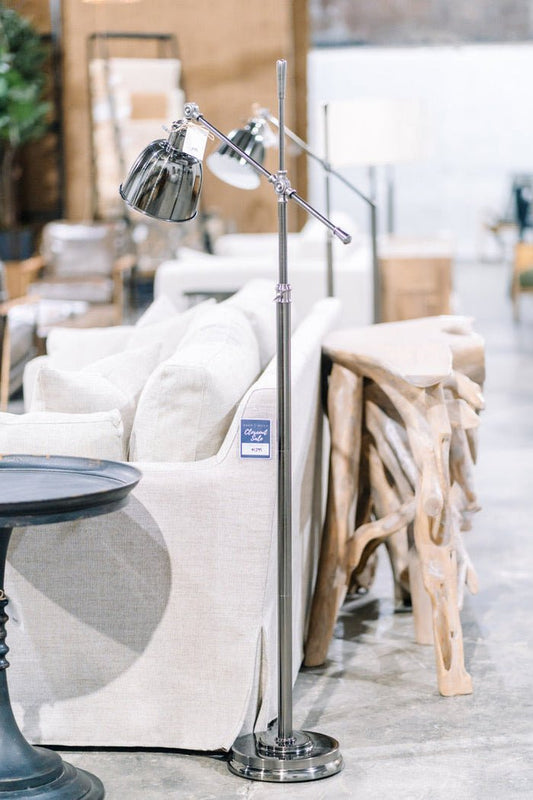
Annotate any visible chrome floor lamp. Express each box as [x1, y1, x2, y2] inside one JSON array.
[[120, 59, 350, 782]]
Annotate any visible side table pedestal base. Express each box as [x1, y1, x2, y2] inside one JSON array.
[[0, 761, 103, 799], [1, 538, 103, 799], [0, 456, 141, 799]]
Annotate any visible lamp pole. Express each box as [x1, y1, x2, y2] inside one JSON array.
[[274, 58, 294, 745], [323, 104, 334, 297]]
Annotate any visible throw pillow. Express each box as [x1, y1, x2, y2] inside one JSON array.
[[0, 410, 125, 461], [46, 325, 135, 369], [130, 305, 260, 461], [31, 343, 161, 443]]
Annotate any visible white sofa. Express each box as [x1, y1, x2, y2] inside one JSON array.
[[155, 218, 373, 328], [2, 280, 340, 751]]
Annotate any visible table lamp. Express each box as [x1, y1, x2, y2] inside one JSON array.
[[120, 59, 348, 783]]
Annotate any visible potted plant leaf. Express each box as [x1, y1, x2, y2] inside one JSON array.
[[0, 3, 49, 261]]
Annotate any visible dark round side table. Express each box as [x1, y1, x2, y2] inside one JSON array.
[[0, 455, 141, 799]]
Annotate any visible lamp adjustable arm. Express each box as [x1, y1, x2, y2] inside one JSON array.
[[184, 102, 352, 245]]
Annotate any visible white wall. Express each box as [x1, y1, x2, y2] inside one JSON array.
[[307, 44, 533, 260]]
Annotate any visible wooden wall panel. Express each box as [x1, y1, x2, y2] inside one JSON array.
[[7, 0, 50, 30], [59, 0, 309, 234]]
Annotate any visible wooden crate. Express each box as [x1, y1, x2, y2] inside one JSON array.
[[379, 237, 453, 322]]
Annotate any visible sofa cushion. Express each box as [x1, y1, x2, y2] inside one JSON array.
[[44, 297, 214, 371], [31, 344, 161, 444], [130, 305, 261, 461], [46, 325, 135, 369], [23, 355, 50, 411], [222, 279, 276, 369], [23, 299, 217, 411], [133, 293, 178, 327], [126, 298, 215, 360], [0, 409, 125, 460], [223, 278, 299, 369]]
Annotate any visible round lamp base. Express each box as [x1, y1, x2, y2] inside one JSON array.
[[228, 729, 343, 783]]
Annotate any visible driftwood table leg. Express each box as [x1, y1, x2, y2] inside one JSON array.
[[305, 364, 363, 667], [408, 546, 434, 645], [361, 441, 414, 607], [365, 402, 416, 607], [364, 375, 473, 695], [413, 502, 473, 696], [413, 385, 473, 696]]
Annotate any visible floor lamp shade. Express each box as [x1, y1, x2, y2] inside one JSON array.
[[119, 123, 202, 221], [318, 98, 429, 167], [206, 119, 267, 189]]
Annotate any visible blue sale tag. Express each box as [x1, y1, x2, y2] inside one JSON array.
[[240, 419, 271, 459]]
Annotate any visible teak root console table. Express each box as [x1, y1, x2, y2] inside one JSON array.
[[305, 316, 485, 696], [0, 455, 141, 799]]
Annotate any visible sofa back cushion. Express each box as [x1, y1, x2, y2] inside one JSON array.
[[0, 409, 125, 461], [222, 278, 299, 369], [129, 305, 261, 461], [132, 293, 178, 327], [126, 298, 216, 360], [222, 279, 276, 368]]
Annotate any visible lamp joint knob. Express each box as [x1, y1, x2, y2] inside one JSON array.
[[273, 171, 291, 197], [184, 102, 200, 120]]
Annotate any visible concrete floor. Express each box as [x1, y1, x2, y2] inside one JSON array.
[[22, 259, 533, 797]]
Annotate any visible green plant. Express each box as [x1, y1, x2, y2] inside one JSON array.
[[0, 3, 49, 231]]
